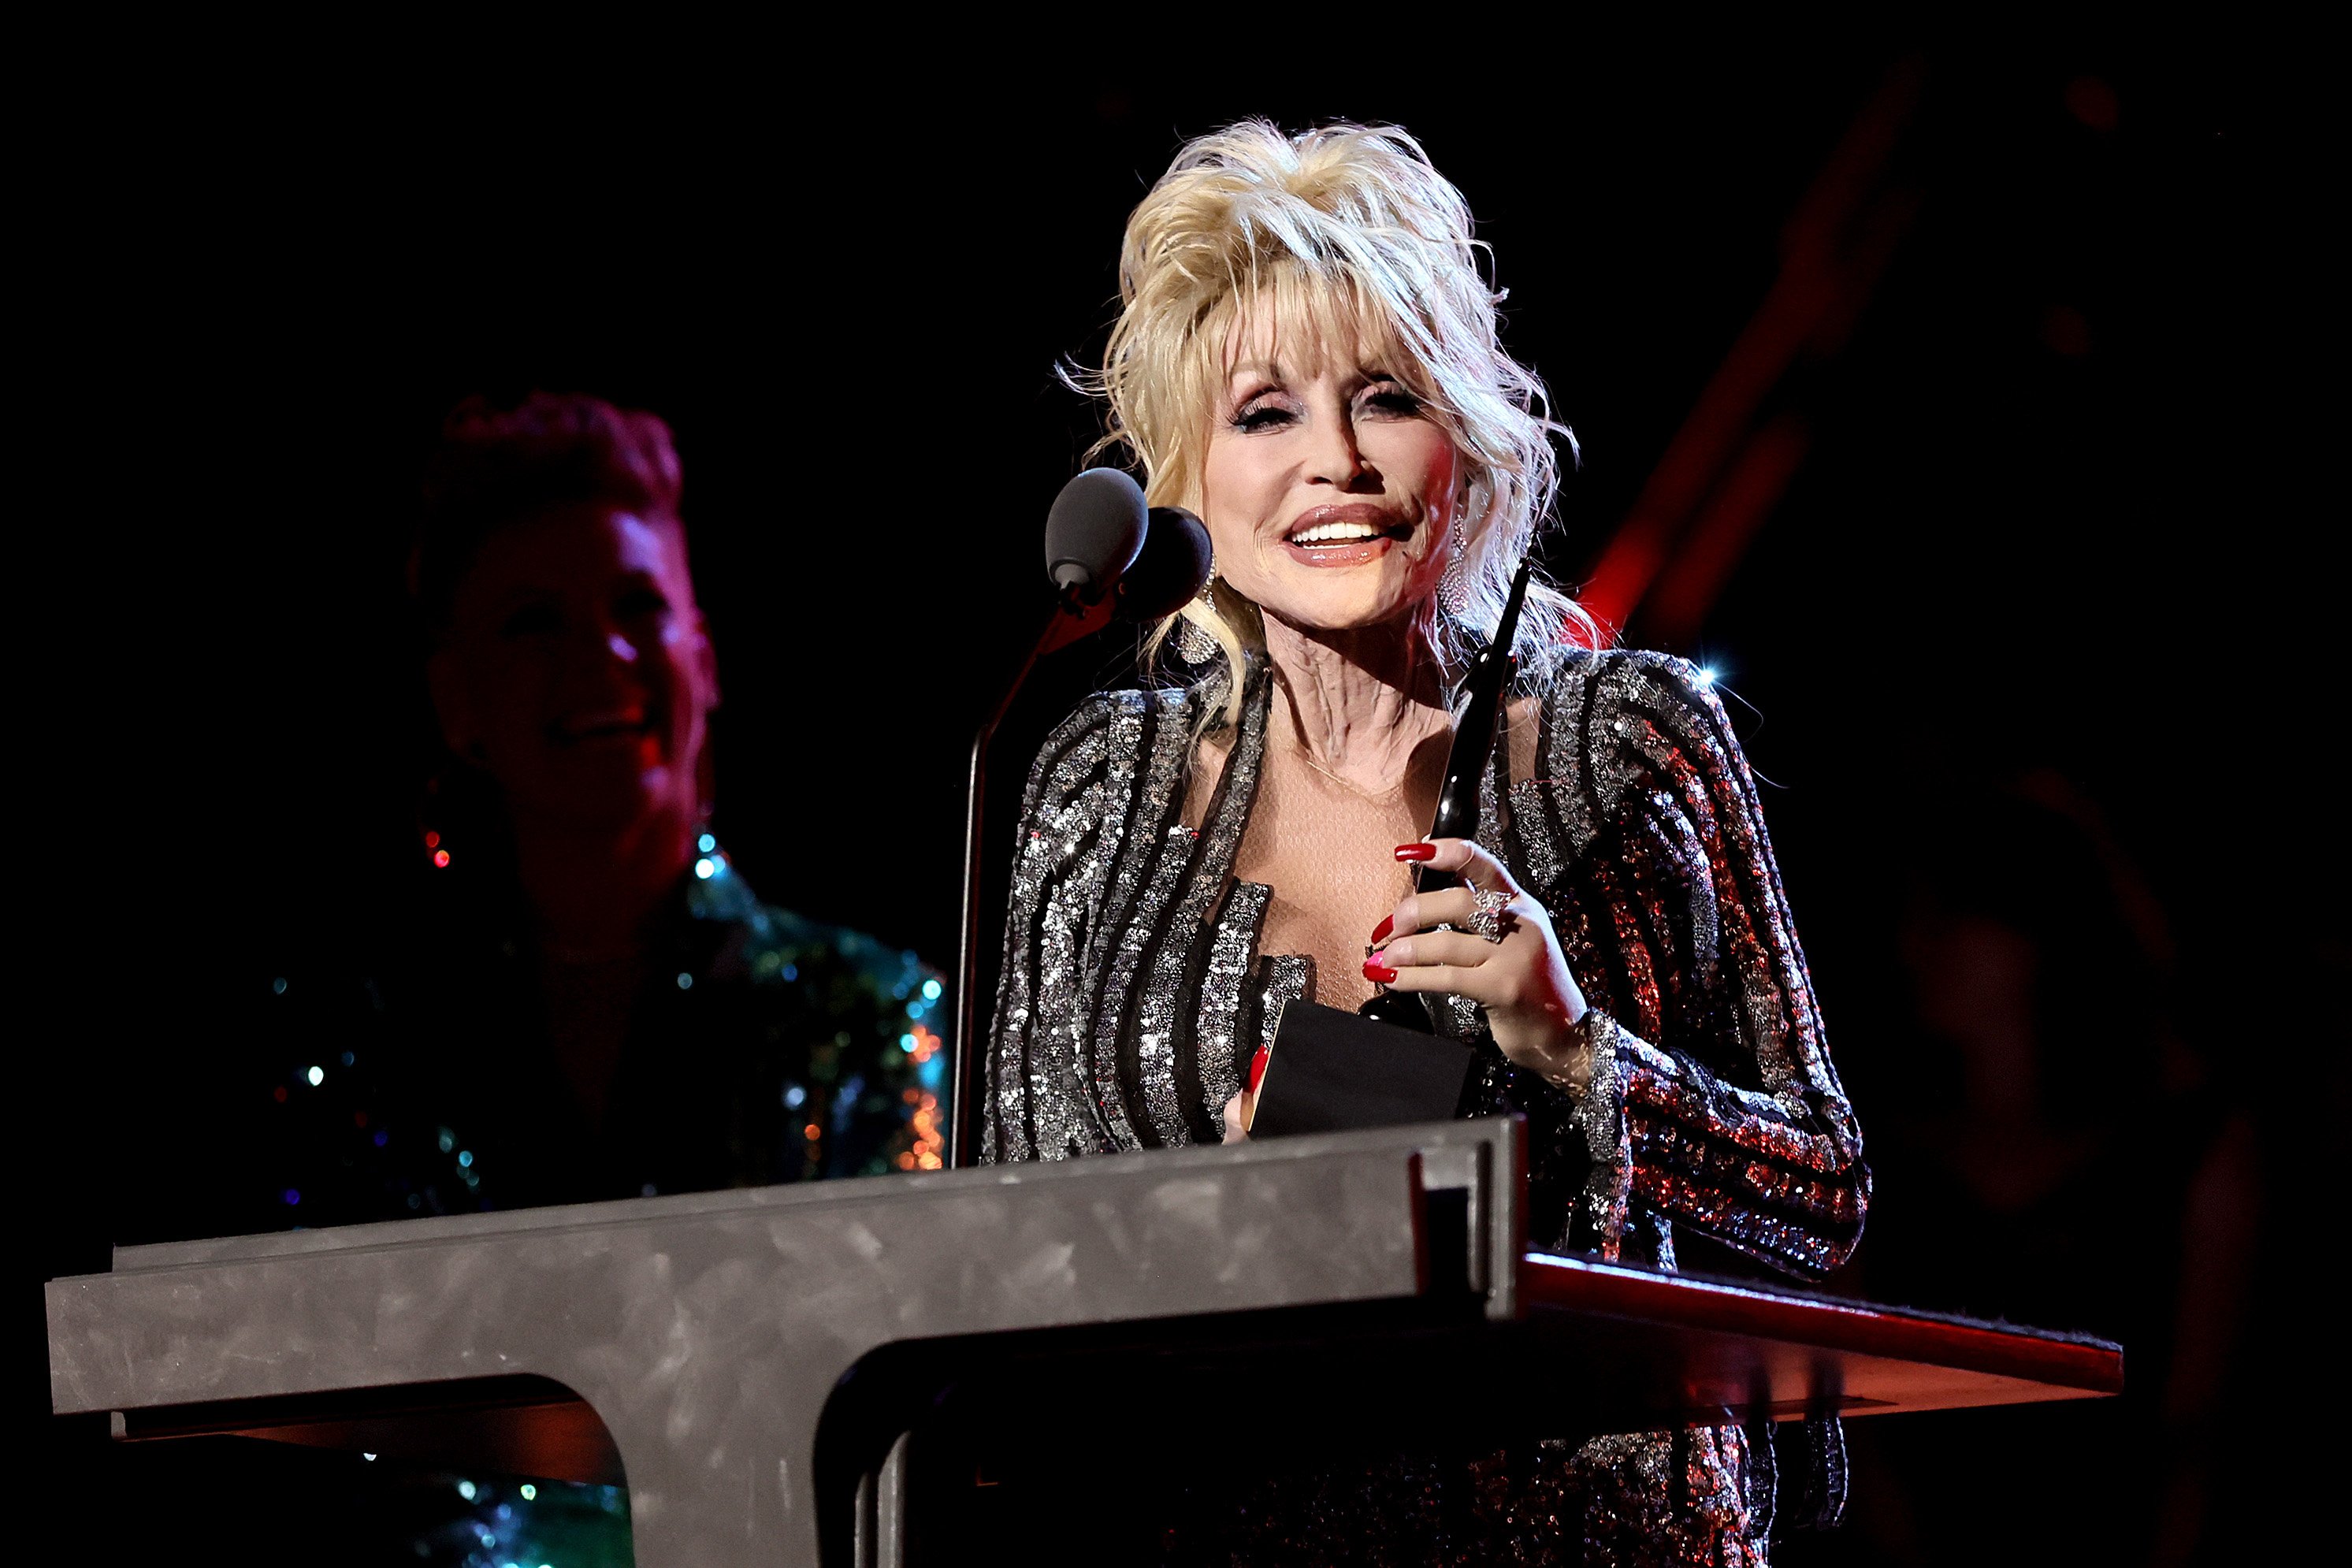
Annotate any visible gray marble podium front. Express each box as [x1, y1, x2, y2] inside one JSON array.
[[49, 1120, 1518, 1566], [47, 1118, 2120, 1566]]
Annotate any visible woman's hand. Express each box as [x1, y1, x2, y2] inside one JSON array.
[[1367, 839, 1595, 1094], [1219, 1040, 1269, 1143]]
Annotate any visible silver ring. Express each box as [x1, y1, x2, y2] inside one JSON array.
[[1466, 888, 1510, 943]]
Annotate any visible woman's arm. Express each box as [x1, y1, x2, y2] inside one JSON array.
[[1377, 652, 1866, 1276], [1562, 652, 1866, 1276], [980, 691, 1154, 1164]]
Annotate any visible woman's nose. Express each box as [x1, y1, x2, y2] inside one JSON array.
[[1307, 411, 1369, 488], [563, 622, 641, 675]]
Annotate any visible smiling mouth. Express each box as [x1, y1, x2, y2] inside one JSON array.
[[1282, 507, 1414, 566], [1285, 515, 1413, 548], [551, 707, 655, 746]]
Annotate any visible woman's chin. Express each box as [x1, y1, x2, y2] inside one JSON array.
[[512, 760, 689, 838], [1258, 578, 1429, 637]]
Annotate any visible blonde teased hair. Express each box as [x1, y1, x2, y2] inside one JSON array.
[[1078, 120, 1593, 724]]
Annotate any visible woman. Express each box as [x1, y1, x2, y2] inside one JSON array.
[[983, 123, 1867, 1564], [251, 392, 942, 1230], [240, 393, 944, 1565]]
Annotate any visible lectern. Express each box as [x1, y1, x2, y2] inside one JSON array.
[[46, 1120, 2120, 1566]]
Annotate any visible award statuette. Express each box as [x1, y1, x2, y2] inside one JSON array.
[[1357, 555, 1535, 1033]]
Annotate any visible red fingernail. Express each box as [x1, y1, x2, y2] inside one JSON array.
[[1363, 959, 1399, 984], [1395, 842, 1436, 863], [1370, 916, 1393, 945], [1248, 1045, 1269, 1095]]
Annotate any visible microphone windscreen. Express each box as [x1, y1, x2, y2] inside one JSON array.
[[1117, 507, 1214, 622], [1043, 468, 1148, 599]]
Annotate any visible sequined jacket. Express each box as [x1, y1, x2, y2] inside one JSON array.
[[240, 852, 948, 1228], [186, 853, 946, 1566], [982, 650, 1867, 1562], [983, 649, 1866, 1278]]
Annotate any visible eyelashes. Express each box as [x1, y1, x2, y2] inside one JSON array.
[[499, 603, 562, 638], [1228, 381, 1422, 433], [495, 587, 671, 639], [614, 586, 670, 618]]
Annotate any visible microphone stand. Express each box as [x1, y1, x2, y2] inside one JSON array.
[[947, 589, 1113, 1169]]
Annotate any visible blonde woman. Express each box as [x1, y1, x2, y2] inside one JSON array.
[[983, 121, 1868, 1565]]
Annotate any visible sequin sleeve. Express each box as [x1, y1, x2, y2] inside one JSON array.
[[982, 689, 1179, 1164], [1515, 651, 1867, 1276]]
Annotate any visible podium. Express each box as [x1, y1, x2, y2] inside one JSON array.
[[46, 1120, 2119, 1566]]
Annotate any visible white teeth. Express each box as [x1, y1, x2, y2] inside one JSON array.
[[1290, 522, 1383, 544]]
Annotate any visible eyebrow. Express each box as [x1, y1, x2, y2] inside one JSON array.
[[1226, 362, 1406, 392]]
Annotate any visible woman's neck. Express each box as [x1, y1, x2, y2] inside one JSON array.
[[1260, 614, 1451, 796], [513, 809, 694, 963]]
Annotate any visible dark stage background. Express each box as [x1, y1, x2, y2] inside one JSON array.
[[17, 32, 2328, 1566]]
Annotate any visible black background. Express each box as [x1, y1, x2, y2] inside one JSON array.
[[17, 26, 2328, 1565]]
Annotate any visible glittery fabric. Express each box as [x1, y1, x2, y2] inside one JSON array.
[[1198, 880, 1274, 1119], [984, 651, 1867, 1564], [1509, 653, 1868, 1276], [1166, 1429, 1767, 1567], [247, 850, 945, 1228], [987, 673, 1277, 1159], [230, 846, 942, 1565]]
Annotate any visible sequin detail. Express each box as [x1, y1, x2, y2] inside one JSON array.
[[982, 650, 1867, 1562], [1131, 678, 1269, 1145], [1170, 1428, 1766, 1566], [986, 672, 1281, 1158], [1197, 879, 1272, 1122], [1256, 953, 1313, 1054]]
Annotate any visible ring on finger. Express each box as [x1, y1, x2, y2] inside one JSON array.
[[1466, 887, 1511, 943]]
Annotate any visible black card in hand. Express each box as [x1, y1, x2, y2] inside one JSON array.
[[1247, 999, 1475, 1139]]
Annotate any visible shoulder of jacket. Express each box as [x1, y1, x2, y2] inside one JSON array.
[[1022, 686, 1196, 819], [1042, 685, 1195, 745], [1537, 647, 1722, 729]]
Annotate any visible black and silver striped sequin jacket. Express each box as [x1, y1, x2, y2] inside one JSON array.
[[982, 648, 1865, 1279]]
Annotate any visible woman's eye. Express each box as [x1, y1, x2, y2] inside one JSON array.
[[498, 603, 561, 638], [1364, 386, 1421, 416], [614, 586, 668, 619], [1234, 403, 1294, 432]]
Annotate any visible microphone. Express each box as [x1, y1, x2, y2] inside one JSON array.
[[1120, 506, 1213, 622], [949, 476, 1213, 1168], [1043, 468, 1148, 602], [1041, 467, 1211, 617]]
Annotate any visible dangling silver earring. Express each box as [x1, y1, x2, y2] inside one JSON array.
[[1438, 532, 1473, 619], [1172, 570, 1221, 665]]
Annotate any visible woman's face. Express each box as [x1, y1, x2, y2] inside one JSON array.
[[429, 504, 718, 838], [1197, 307, 1461, 635]]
